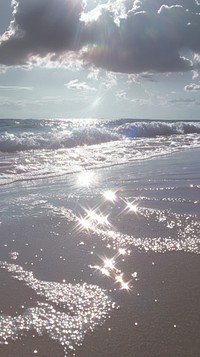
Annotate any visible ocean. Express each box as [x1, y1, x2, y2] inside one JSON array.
[[0, 118, 200, 356], [0, 118, 200, 187]]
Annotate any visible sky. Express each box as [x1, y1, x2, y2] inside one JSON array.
[[0, 0, 200, 120]]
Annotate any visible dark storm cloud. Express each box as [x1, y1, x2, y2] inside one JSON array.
[[0, 0, 84, 65], [0, 0, 200, 73], [83, 1, 199, 73]]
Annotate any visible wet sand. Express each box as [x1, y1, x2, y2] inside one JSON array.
[[0, 150, 200, 356]]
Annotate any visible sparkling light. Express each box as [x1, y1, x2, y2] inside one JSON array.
[[0, 261, 116, 355], [103, 190, 117, 203], [103, 258, 115, 271], [77, 171, 96, 187], [100, 268, 110, 277], [115, 274, 124, 284], [120, 280, 131, 291], [86, 209, 110, 228], [76, 216, 93, 233], [125, 201, 138, 213], [118, 248, 127, 256]]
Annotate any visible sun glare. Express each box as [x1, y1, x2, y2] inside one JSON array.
[[85, 209, 110, 227], [75, 216, 93, 233], [120, 280, 131, 291], [100, 267, 110, 277], [77, 171, 96, 187], [103, 190, 117, 203], [124, 200, 138, 213], [115, 273, 124, 284], [118, 248, 127, 256], [103, 257, 115, 271]]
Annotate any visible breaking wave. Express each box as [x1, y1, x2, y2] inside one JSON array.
[[0, 119, 200, 153], [0, 127, 120, 153], [0, 118, 200, 186], [114, 120, 200, 138]]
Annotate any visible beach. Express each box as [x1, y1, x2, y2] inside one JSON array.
[[0, 119, 200, 356], [1, 0, 200, 353]]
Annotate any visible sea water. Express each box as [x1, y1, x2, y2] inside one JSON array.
[[0, 118, 200, 186]]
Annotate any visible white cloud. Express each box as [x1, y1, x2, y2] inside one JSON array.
[[184, 83, 200, 91], [65, 79, 96, 91], [0, 85, 33, 90], [168, 97, 197, 104], [157, 4, 183, 15], [116, 89, 128, 100]]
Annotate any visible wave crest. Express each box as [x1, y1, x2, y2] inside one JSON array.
[[115, 121, 200, 138], [0, 127, 120, 153], [1, 119, 200, 153]]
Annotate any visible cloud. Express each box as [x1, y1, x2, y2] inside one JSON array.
[[0, 0, 85, 66], [82, 2, 195, 73], [0, 97, 25, 110], [82, 0, 200, 73], [140, 73, 157, 82], [0, 0, 200, 74], [168, 98, 197, 104], [0, 85, 33, 90], [116, 89, 129, 100], [184, 83, 200, 91], [65, 79, 96, 91], [131, 97, 149, 105]]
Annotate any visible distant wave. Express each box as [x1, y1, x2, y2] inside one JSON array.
[[0, 119, 200, 153], [113, 120, 200, 138]]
